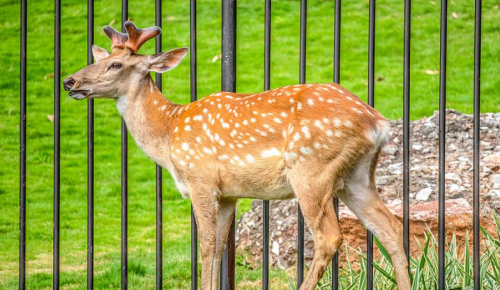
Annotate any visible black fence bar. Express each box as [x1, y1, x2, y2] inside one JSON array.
[[402, 0, 411, 266], [331, 1, 340, 289], [190, 0, 199, 289], [262, 0, 271, 289], [155, 0, 163, 289], [121, 1, 129, 289], [19, 0, 27, 289], [297, 0, 306, 287], [438, 0, 447, 288], [473, 0, 481, 288], [53, 0, 61, 288], [86, 0, 95, 288], [221, 1, 237, 289], [366, 0, 376, 288]]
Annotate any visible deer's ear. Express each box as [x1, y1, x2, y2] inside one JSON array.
[[92, 45, 110, 62], [148, 47, 188, 73]]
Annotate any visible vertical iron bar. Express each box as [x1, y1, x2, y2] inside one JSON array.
[[53, 0, 61, 288], [121, 1, 129, 289], [87, 0, 95, 288], [366, 1, 376, 289], [297, 0, 306, 287], [473, 0, 481, 288], [263, 0, 271, 289], [221, 1, 236, 289], [19, 0, 27, 289], [331, 1, 340, 287], [403, 0, 411, 268], [190, 0, 199, 288], [155, 1, 163, 289], [438, 0, 447, 288]]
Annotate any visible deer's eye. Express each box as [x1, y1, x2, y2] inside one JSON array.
[[111, 63, 122, 69]]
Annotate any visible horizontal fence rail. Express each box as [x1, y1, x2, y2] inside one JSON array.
[[16, 0, 484, 289]]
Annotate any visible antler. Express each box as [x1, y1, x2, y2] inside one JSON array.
[[103, 21, 161, 52]]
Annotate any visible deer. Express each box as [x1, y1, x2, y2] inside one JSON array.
[[64, 21, 411, 290]]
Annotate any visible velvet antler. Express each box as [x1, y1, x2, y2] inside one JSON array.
[[103, 21, 161, 52]]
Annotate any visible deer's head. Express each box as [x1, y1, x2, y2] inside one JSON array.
[[64, 21, 188, 100]]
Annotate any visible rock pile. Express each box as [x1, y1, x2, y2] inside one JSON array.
[[236, 110, 500, 269]]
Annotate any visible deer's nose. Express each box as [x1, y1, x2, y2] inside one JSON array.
[[63, 77, 75, 91]]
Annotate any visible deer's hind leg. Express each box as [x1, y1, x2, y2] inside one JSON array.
[[288, 173, 343, 290], [338, 152, 411, 289]]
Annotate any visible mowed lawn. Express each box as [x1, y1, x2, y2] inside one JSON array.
[[1, 0, 499, 289]]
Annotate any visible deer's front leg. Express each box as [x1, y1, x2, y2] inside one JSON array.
[[191, 187, 218, 290], [211, 198, 237, 290]]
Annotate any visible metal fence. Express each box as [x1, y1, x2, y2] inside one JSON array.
[[17, 0, 483, 289]]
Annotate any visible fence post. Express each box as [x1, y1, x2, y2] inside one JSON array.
[[19, 0, 27, 289], [121, 1, 129, 289], [220, 1, 237, 289], [53, 0, 61, 288], [87, 0, 95, 288]]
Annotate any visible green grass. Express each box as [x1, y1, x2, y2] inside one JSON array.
[[1, 0, 499, 289]]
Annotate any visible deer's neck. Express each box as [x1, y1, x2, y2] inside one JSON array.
[[116, 75, 180, 167]]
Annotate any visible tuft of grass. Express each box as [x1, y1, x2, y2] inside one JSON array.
[[286, 212, 500, 290]]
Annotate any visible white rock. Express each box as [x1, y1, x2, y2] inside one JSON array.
[[272, 241, 280, 256], [388, 163, 403, 175], [449, 183, 460, 193], [412, 144, 423, 151], [416, 188, 433, 201], [445, 172, 461, 183]]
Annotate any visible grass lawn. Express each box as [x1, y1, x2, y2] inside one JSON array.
[[1, 0, 499, 289]]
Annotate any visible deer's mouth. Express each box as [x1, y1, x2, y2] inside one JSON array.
[[68, 90, 91, 100]]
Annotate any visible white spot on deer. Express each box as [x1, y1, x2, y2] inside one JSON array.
[[333, 118, 341, 127], [185, 125, 192, 131], [196, 137, 202, 143], [346, 96, 352, 101], [261, 148, 281, 158], [249, 136, 256, 142], [284, 152, 298, 160], [307, 99, 314, 106], [185, 117, 191, 123], [344, 120, 353, 127], [251, 118, 256, 123], [300, 147, 313, 155], [297, 102, 303, 110], [353, 108, 364, 114], [235, 123, 240, 128], [322, 118, 329, 124], [327, 99, 334, 103], [215, 93, 222, 96], [203, 147, 213, 154], [301, 126, 311, 139], [189, 149, 195, 155], [273, 117, 282, 124], [218, 104, 222, 108], [281, 112, 288, 118], [293, 132, 301, 141], [179, 160, 186, 166], [203, 108, 208, 114], [237, 144, 243, 148], [246, 155, 255, 163], [222, 122, 230, 129], [153, 100, 158, 105], [188, 163, 195, 168], [174, 127, 178, 133], [313, 142, 322, 149], [181, 143, 189, 151], [229, 144, 235, 149], [289, 98, 295, 104], [314, 120, 324, 130], [335, 131, 342, 137], [219, 154, 229, 160], [326, 130, 334, 137]]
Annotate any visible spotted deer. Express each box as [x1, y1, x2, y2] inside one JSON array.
[[64, 21, 411, 290]]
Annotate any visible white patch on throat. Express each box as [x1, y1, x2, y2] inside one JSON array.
[[116, 95, 129, 115]]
